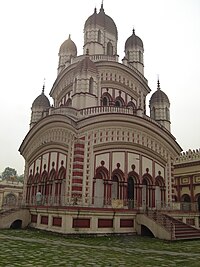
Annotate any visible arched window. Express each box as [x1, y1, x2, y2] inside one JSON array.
[[4, 193, 17, 206], [66, 98, 72, 107], [165, 107, 170, 120], [115, 100, 121, 107], [74, 78, 77, 92], [107, 42, 113, 56], [127, 101, 136, 113], [103, 97, 108, 106], [139, 51, 142, 62], [101, 92, 112, 106], [115, 96, 125, 107], [98, 30, 101, 43], [152, 107, 156, 119], [89, 77, 94, 94], [85, 31, 88, 42]]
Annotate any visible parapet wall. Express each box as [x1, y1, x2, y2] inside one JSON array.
[[174, 149, 200, 164]]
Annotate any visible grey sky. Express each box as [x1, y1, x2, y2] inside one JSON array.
[[0, 0, 199, 175]]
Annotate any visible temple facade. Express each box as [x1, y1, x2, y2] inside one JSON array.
[[19, 5, 188, 234]]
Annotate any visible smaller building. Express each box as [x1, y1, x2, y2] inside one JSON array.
[[174, 149, 200, 212], [0, 177, 23, 211]]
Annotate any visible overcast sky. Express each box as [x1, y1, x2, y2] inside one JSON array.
[[0, 0, 199, 175]]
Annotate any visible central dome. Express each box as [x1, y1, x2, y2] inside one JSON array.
[[84, 4, 118, 39]]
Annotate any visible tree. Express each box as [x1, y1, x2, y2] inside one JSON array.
[[17, 174, 24, 183], [2, 167, 17, 180]]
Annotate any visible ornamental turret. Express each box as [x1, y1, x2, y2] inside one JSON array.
[[149, 80, 171, 131], [124, 29, 144, 75]]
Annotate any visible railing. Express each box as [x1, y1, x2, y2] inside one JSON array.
[[79, 105, 136, 117], [48, 105, 137, 120], [146, 210, 176, 240], [25, 195, 143, 209], [49, 107, 79, 119], [0, 199, 25, 212]]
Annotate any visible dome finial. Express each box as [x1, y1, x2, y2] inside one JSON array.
[[132, 27, 135, 35], [157, 75, 161, 90], [68, 34, 71, 40], [100, 0, 104, 12], [42, 78, 45, 94]]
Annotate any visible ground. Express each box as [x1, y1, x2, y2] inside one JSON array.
[[0, 229, 200, 266]]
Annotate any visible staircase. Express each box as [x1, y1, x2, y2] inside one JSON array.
[[165, 214, 200, 240], [147, 211, 200, 240], [0, 208, 30, 229]]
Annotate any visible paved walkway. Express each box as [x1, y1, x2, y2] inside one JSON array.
[[0, 231, 200, 266]]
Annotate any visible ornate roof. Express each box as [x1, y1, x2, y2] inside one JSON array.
[[125, 29, 143, 49], [32, 87, 50, 108], [150, 80, 170, 105], [75, 56, 97, 74], [84, 4, 118, 39], [59, 35, 77, 56]]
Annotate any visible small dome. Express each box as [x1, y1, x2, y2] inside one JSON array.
[[32, 87, 50, 108], [150, 81, 170, 105], [59, 35, 77, 56], [125, 29, 143, 50], [75, 56, 97, 74], [84, 5, 118, 39]]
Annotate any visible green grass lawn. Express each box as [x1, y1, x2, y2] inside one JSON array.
[[0, 229, 200, 266]]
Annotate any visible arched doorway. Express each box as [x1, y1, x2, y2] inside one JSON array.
[[112, 175, 119, 200], [127, 177, 134, 208], [181, 194, 191, 211], [155, 175, 165, 209], [4, 193, 17, 208], [196, 194, 200, 212], [94, 177, 104, 207], [142, 178, 148, 209], [94, 162, 109, 207], [10, 220, 22, 229]]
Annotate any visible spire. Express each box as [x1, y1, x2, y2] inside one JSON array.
[[100, 0, 104, 12], [157, 78, 161, 90], [94, 7, 97, 13], [42, 78, 45, 94]]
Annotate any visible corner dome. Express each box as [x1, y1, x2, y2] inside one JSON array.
[[59, 35, 77, 56], [75, 56, 97, 74], [32, 88, 50, 108], [150, 81, 170, 105], [125, 29, 143, 49], [84, 5, 118, 39]]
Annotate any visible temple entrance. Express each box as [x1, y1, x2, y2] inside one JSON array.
[[127, 177, 134, 208], [181, 194, 191, 211], [142, 179, 148, 209]]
